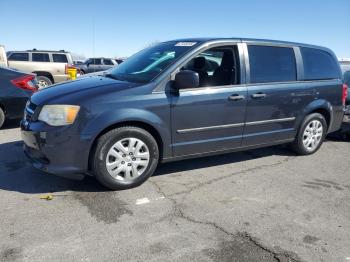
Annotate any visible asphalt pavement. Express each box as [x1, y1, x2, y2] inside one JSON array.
[[0, 120, 349, 262]]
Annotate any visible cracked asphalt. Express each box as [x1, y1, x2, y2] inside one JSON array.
[[1, 120, 350, 262]]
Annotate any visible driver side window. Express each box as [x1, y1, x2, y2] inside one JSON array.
[[182, 46, 239, 88]]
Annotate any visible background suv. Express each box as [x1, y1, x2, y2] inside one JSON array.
[[75, 58, 118, 75], [7, 49, 74, 88]]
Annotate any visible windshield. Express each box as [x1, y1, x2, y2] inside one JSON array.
[[108, 41, 198, 83]]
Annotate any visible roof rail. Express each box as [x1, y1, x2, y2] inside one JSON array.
[[25, 49, 68, 53]]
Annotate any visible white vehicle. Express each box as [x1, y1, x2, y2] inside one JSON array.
[[6, 49, 74, 88], [0, 45, 8, 67], [339, 58, 350, 73]]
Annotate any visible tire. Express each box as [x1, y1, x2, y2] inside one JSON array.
[[92, 126, 159, 190], [291, 113, 327, 155], [37, 76, 52, 89], [0, 107, 5, 129], [79, 70, 85, 75]]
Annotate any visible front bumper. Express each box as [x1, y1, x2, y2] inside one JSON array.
[[21, 120, 92, 179], [53, 74, 70, 83]]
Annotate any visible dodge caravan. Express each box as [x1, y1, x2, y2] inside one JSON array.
[[21, 38, 346, 190]]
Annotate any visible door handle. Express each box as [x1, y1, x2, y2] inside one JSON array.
[[251, 93, 266, 99], [228, 94, 245, 101]]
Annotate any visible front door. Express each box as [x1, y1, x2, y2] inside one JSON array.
[[171, 45, 247, 156]]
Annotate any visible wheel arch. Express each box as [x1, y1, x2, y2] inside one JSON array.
[[309, 108, 331, 130], [0, 103, 6, 114], [302, 99, 333, 132], [32, 71, 54, 83], [87, 120, 165, 172]]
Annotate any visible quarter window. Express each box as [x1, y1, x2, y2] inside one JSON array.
[[52, 54, 68, 63], [32, 53, 50, 62], [248, 45, 296, 83], [301, 47, 339, 80], [8, 52, 29, 61], [103, 59, 114, 65]]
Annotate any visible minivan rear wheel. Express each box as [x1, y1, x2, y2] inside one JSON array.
[[291, 113, 327, 155], [0, 108, 5, 129], [92, 126, 159, 190]]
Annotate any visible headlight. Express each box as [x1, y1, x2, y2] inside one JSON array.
[[38, 105, 80, 126]]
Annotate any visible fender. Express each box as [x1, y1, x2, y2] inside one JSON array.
[[300, 99, 333, 132], [81, 108, 172, 158]]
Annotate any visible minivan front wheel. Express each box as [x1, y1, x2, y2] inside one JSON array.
[[291, 113, 327, 155], [92, 126, 159, 190]]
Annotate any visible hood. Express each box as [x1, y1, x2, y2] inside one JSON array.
[[31, 76, 142, 105]]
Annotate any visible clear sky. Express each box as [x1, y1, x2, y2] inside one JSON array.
[[1, 0, 349, 59]]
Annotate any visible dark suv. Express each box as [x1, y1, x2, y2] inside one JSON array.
[[75, 58, 118, 75], [21, 38, 345, 190]]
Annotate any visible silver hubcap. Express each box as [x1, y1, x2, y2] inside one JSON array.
[[302, 120, 323, 151], [106, 137, 150, 181], [38, 80, 49, 89]]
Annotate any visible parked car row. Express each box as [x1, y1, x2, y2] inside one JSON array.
[[6, 49, 75, 88], [0, 45, 124, 129], [20, 38, 347, 190], [1, 46, 122, 89]]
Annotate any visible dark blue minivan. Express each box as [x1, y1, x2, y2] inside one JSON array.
[[21, 38, 346, 189]]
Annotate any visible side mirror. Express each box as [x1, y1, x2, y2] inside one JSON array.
[[174, 70, 199, 90]]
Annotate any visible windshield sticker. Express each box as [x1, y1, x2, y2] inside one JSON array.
[[175, 42, 197, 47]]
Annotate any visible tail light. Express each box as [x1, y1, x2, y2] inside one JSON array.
[[11, 75, 37, 92], [343, 83, 348, 106]]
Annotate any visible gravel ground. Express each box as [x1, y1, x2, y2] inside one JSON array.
[[0, 120, 349, 262]]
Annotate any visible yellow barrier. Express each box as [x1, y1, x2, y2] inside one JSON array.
[[67, 68, 77, 80]]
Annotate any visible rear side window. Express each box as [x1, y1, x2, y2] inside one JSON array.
[[32, 53, 50, 62], [301, 47, 339, 80], [103, 59, 114, 65], [248, 45, 296, 83], [52, 54, 68, 63], [8, 52, 29, 61]]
